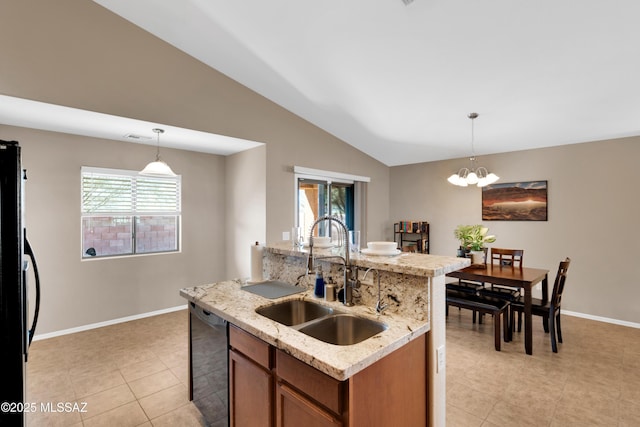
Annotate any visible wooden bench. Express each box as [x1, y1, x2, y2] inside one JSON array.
[[446, 290, 511, 351]]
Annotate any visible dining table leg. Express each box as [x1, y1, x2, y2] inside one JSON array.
[[524, 285, 533, 355]]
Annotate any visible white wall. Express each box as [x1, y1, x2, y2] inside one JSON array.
[[390, 138, 639, 324]]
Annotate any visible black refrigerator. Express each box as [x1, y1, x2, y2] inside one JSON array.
[[0, 140, 41, 426]]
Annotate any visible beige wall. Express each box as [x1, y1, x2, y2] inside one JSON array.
[[0, 0, 390, 333], [0, 125, 228, 334], [225, 145, 267, 280], [6, 0, 634, 328], [0, 0, 390, 245], [390, 138, 639, 324]]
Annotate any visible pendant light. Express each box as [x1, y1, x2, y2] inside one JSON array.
[[447, 113, 499, 187], [140, 128, 176, 177]]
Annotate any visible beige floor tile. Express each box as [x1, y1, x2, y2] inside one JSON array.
[[149, 402, 208, 426], [485, 400, 553, 427], [25, 404, 83, 427], [619, 400, 640, 427], [138, 383, 190, 420], [127, 369, 181, 399], [447, 381, 498, 420], [446, 404, 484, 427], [22, 306, 638, 427], [27, 370, 76, 403], [550, 403, 619, 427], [157, 348, 188, 370], [82, 401, 148, 427], [81, 383, 136, 420], [119, 357, 167, 383], [71, 369, 126, 399]]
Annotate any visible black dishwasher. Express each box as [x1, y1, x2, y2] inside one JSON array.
[[189, 302, 229, 426]]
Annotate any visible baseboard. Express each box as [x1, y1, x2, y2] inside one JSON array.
[[563, 310, 640, 329], [32, 304, 187, 341], [31, 306, 639, 341]]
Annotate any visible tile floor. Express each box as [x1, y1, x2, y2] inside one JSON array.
[[446, 309, 640, 427], [25, 308, 640, 426]]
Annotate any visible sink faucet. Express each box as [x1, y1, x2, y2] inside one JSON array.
[[362, 267, 388, 314], [307, 215, 359, 306]]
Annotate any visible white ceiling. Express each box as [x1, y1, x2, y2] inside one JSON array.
[[5, 1, 640, 165], [0, 95, 263, 155]]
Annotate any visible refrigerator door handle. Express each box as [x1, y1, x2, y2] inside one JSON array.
[[24, 237, 40, 347]]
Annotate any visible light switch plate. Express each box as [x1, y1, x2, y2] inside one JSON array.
[[282, 231, 290, 241], [436, 345, 445, 373]]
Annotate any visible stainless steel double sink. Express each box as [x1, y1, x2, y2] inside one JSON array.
[[256, 300, 387, 346]]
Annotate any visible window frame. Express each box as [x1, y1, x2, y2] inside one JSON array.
[[293, 166, 369, 242], [81, 166, 182, 260]]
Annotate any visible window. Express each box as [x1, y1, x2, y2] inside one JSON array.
[[81, 167, 181, 258], [294, 166, 369, 242]]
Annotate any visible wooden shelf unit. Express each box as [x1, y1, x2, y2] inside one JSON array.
[[394, 221, 429, 254]]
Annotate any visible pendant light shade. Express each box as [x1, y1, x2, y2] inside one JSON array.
[[447, 113, 498, 188], [140, 128, 176, 177]]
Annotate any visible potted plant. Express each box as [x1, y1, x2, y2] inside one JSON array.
[[453, 224, 496, 263]]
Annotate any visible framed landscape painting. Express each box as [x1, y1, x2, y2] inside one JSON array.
[[482, 181, 548, 221]]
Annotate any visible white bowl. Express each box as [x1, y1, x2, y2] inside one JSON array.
[[367, 241, 397, 252], [313, 236, 331, 246]]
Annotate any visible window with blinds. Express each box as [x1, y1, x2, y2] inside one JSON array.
[[81, 167, 181, 258]]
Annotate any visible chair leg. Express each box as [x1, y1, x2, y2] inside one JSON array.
[[494, 313, 501, 351], [542, 314, 550, 333], [445, 303, 449, 317], [503, 310, 511, 342], [549, 311, 558, 353], [472, 310, 476, 324], [556, 312, 563, 343], [517, 311, 522, 332]]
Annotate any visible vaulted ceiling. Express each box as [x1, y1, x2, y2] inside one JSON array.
[[7, 1, 640, 166]]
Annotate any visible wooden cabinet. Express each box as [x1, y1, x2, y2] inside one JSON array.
[[276, 350, 345, 426], [229, 325, 274, 427], [276, 383, 342, 427], [394, 221, 429, 253], [229, 324, 427, 427]]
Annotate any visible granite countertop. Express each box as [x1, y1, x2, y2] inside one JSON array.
[[180, 279, 430, 381], [266, 241, 470, 277], [181, 243, 468, 381]]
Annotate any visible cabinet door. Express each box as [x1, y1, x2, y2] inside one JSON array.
[[276, 382, 342, 427], [229, 349, 273, 427]]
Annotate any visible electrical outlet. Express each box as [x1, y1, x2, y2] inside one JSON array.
[[282, 231, 290, 241], [436, 345, 445, 373]]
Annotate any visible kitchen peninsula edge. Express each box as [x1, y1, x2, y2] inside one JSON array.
[[180, 242, 469, 426]]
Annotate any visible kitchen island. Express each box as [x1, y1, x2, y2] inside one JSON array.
[[181, 242, 468, 426]]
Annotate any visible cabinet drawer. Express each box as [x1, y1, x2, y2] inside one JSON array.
[[276, 382, 342, 427], [229, 324, 272, 369], [276, 349, 344, 415]]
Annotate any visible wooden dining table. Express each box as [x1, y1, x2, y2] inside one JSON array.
[[446, 264, 549, 355]]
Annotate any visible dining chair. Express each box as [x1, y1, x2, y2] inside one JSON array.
[[510, 257, 571, 353], [490, 247, 524, 267], [478, 248, 524, 302]]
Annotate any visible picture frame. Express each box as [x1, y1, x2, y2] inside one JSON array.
[[482, 181, 548, 221]]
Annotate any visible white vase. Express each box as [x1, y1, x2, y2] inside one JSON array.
[[470, 251, 484, 265]]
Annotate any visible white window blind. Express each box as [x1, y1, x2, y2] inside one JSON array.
[[82, 167, 181, 216]]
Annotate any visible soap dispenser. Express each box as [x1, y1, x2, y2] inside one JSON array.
[[314, 265, 325, 298]]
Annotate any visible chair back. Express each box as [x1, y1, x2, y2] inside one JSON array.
[[490, 248, 524, 268], [550, 258, 571, 310]]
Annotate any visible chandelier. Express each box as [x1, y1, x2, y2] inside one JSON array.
[[447, 113, 499, 187]]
